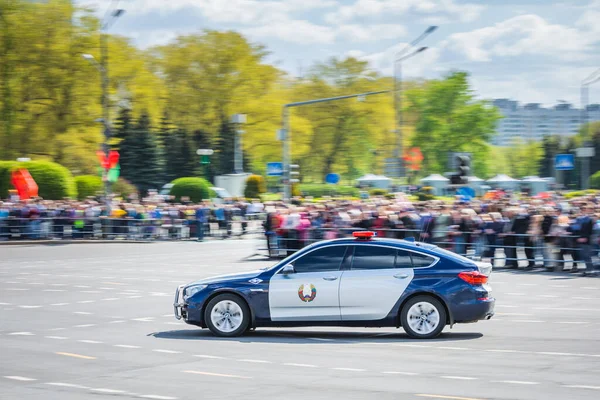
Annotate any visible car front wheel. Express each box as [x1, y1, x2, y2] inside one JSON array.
[[204, 294, 250, 337], [401, 295, 446, 339]]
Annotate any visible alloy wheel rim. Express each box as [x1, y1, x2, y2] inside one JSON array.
[[407, 301, 440, 335], [211, 300, 243, 333]]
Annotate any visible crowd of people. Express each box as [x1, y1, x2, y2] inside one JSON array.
[[1, 192, 599, 276]]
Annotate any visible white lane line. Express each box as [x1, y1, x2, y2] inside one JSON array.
[[382, 371, 420, 376], [8, 332, 35, 336], [237, 359, 272, 364], [90, 388, 126, 394], [183, 370, 250, 379], [331, 367, 366, 372], [393, 343, 432, 348], [47, 328, 66, 332], [45, 336, 69, 340], [50, 303, 69, 306], [152, 349, 182, 354], [582, 287, 599, 290], [139, 396, 178, 400], [79, 291, 102, 294], [74, 324, 96, 328], [555, 321, 588, 325], [436, 346, 471, 351], [19, 305, 42, 309], [43, 289, 66, 292], [109, 320, 126, 324], [485, 349, 528, 354], [493, 380, 539, 385], [45, 382, 90, 389], [73, 312, 93, 315], [101, 298, 119, 301], [4, 376, 37, 381], [416, 395, 484, 400], [550, 284, 568, 288], [505, 292, 526, 296], [441, 376, 477, 380], [510, 319, 545, 323], [76, 300, 95, 304], [573, 297, 597, 300], [193, 355, 227, 360], [114, 345, 141, 349], [0, 302, 12, 306], [78, 340, 103, 344], [536, 352, 585, 357], [538, 295, 559, 298], [563, 385, 600, 390], [127, 295, 142, 299], [6, 288, 27, 291], [132, 317, 155, 322], [283, 363, 318, 368], [496, 313, 532, 317], [535, 307, 597, 311]]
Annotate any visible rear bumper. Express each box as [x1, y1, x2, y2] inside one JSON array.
[[452, 298, 495, 323]]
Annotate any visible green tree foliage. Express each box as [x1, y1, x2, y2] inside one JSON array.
[[0, 160, 17, 198], [18, 160, 76, 199], [74, 175, 102, 200], [112, 178, 137, 198], [244, 174, 266, 199], [119, 112, 163, 195], [590, 171, 600, 189], [405, 71, 501, 177], [539, 135, 563, 178], [170, 177, 213, 202], [163, 129, 197, 182]]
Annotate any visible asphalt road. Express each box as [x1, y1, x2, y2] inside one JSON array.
[[1, 239, 599, 400]]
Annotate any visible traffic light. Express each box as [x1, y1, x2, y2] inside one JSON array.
[[450, 155, 470, 185], [290, 164, 300, 183]]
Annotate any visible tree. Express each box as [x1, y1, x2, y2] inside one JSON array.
[[539, 135, 562, 178], [119, 112, 163, 195], [163, 129, 196, 182], [405, 71, 501, 177]]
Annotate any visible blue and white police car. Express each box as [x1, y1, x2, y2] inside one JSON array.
[[174, 232, 494, 339]]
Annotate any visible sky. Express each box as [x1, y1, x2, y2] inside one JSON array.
[[79, 0, 600, 108]]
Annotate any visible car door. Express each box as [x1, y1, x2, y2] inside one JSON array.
[[269, 245, 348, 322], [339, 245, 415, 321]]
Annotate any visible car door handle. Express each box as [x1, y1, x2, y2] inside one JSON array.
[[393, 273, 409, 279], [322, 276, 338, 281]]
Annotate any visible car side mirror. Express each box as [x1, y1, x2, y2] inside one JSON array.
[[281, 264, 295, 274]]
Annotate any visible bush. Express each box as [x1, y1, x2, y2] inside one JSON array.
[[591, 171, 600, 189], [416, 192, 435, 201], [112, 178, 138, 199], [298, 183, 359, 198], [369, 188, 388, 196], [244, 174, 266, 199], [75, 175, 103, 200], [170, 177, 213, 203], [564, 189, 599, 199], [0, 161, 17, 199]]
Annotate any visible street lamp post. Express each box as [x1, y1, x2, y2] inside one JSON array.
[[197, 149, 214, 180], [393, 26, 437, 179], [280, 90, 391, 201], [231, 114, 247, 174], [82, 4, 124, 212]]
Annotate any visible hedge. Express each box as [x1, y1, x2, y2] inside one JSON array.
[[169, 177, 213, 203], [112, 178, 138, 198], [244, 175, 267, 199], [591, 171, 600, 189], [75, 175, 103, 200], [298, 183, 359, 198], [369, 188, 388, 196], [0, 160, 76, 200]]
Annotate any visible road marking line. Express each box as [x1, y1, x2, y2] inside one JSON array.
[[0, 302, 12, 305], [582, 287, 598, 290], [393, 343, 431, 348], [127, 295, 142, 299], [237, 359, 272, 364], [331, 367, 366, 372], [114, 345, 140, 349], [19, 305, 42, 309], [45, 336, 69, 340], [164, 322, 180, 325], [416, 395, 483, 400], [441, 376, 477, 380], [4, 376, 36, 381], [193, 355, 227, 359], [101, 298, 119, 301], [510, 319, 545, 323], [506, 292, 525, 295], [50, 303, 69, 306], [494, 380, 539, 385], [138, 396, 178, 400], [77, 300, 95, 304], [132, 317, 155, 322], [7, 288, 27, 291], [47, 328, 66, 331], [101, 282, 127, 285], [283, 363, 318, 368], [496, 313, 532, 316], [43, 289, 66, 292], [563, 385, 600, 390], [56, 352, 96, 360], [9, 332, 35, 336], [538, 295, 559, 298], [74, 324, 95, 328], [535, 307, 596, 311], [573, 297, 596, 300], [45, 382, 89, 389], [555, 321, 588, 325], [91, 388, 126, 394], [73, 312, 93, 315], [536, 352, 578, 356], [485, 349, 527, 354], [382, 371, 420, 376], [153, 349, 182, 354], [109, 320, 126, 324], [78, 340, 103, 344], [436, 346, 471, 350], [183, 370, 250, 379]]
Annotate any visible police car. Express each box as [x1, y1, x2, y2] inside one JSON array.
[[174, 232, 494, 339]]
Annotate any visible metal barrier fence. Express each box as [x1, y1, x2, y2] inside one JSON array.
[[0, 215, 266, 241], [260, 228, 600, 270]]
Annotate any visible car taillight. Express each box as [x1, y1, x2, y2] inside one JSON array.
[[458, 271, 488, 285]]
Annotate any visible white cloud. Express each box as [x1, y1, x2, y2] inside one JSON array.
[[336, 24, 406, 42], [242, 20, 337, 45], [325, 0, 483, 24], [444, 14, 597, 62], [350, 42, 441, 77]]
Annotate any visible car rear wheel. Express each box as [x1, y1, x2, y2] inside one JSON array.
[[401, 295, 446, 339], [204, 294, 250, 337]]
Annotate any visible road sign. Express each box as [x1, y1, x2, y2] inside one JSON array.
[[576, 147, 595, 158], [555, 154, 574, 170], [267, 162, 284, 176], [325, 173, 340, 184]]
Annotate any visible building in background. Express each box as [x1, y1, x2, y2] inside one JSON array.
[[491, 99, 600, 146]]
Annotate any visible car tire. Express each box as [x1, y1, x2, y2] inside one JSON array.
[[204, 293, 250, 337], [401, 295, 447, 339]]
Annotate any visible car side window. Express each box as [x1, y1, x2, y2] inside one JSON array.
[[410, 252, 436, 268], [351, 246, 397, 270], [395, 250, 413, 268], [292, 246, 347, 273]]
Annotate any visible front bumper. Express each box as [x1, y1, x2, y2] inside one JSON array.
[[173, 285, 187, 320]]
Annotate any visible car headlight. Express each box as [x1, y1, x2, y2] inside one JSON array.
[[184, 285, 208, 301]]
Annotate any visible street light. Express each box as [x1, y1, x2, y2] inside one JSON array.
[[82, 2, 125, 212], [394, 26, 437, 178]]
